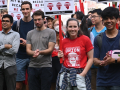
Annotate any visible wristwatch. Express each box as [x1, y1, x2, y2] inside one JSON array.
[[115, 58, 117, 64]]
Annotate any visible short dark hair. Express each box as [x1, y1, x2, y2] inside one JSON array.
[[2, 14, 13, 23], [92, 9, 102, 16], [32, 10, 44, 19], [88, 11, 93, 14], [118, 15, 120, 18], [21, 1, 32, 9], [65, 18, 83, 38], [75, 11, 84, 20], [102, 7, 119, 20]]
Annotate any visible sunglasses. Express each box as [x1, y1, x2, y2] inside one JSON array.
[[2, 20, 10, 22]]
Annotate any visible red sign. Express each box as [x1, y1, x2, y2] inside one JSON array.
[[16, 14, 21, 20], [64, 2, 71, 9], [47, 3, 53, 10], [56, 2, 62, 10]]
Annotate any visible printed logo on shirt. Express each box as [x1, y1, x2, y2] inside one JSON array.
[[65, 46, 81, 68]]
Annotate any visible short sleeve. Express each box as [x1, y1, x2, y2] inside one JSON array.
[[85, 36, 93, 52], [26, 31, 31, 44], [49, 30, 56, 43]]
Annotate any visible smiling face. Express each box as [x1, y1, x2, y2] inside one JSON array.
[[21, 4, 32, 18], [91, 12, 102, 25], [67, 20, 79, 39], [47, 18, 53, 29], [103, 16, 118, 31], [2, 17, 13, 30]]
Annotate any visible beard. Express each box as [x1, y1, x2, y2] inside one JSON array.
[[36, 23, 44, 29]]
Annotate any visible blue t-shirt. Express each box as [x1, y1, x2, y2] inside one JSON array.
[[91, 26, 106, 68], [94, 31, 120, 86], [12, 19, 34, 59], [92, 26, 106, 37]]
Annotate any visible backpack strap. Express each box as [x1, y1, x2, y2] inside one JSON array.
[[96, 32, 104, 50], [16, 19, 21, 32], [89, 27, 93, 32]]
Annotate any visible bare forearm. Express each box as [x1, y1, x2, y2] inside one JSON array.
[[93, 58, 101, 66], [27, 49, 34, 56], [82, 58, 93, 75], [40, 49, 53, 55]]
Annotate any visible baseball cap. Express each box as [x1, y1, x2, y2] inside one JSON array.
[[46, 15, 55, 21]]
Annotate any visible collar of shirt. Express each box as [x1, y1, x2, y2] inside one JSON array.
[[1, 29, 14, 34]]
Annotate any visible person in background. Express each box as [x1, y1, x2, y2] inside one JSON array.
[[2, 9, 8, 16], [90, 9, 106, 90], [56, 18, 93, 90], [50, 19, 62, 90], [12, 1, 34, 90], [0, 14, 20, 90], [73, 11, 84, 25], [46, 16, 55, 29], [94, 7, 120, 90]]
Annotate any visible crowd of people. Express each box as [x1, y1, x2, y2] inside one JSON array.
[[0, 1, 120, 90]]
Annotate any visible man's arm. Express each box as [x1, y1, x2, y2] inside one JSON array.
[[93, 58, 103, 66], [0, 45, 5, 52], [39, 42, 55, 55], [26, 44, 35, 56], [3, 33, 20, 55]]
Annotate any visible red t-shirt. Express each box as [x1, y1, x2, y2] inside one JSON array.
[[0, 20, 2, 31], [52, 44, 59, 57], [62, 35, 93, 69]]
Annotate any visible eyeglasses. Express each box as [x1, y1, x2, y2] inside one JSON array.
[[21, 8, 30, 11], [91, 16, 100, 19], [2, 20, 10, 22], [34, 19, 43, 22]]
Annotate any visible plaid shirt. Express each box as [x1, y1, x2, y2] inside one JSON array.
[[56, 65, 91, 90]]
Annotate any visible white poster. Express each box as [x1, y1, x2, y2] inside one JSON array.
[[0, 0, 7, 8], [31, 0, 44, 11], [44, 0, 74, 15], [8, 0, 44, 20]]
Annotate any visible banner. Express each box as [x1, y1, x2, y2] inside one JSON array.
[[44, 0, 74, 15], [0, 0, 7, 8], [8, 0, 44, 21]]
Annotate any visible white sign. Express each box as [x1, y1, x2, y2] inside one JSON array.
[[44, 0, 74, 15], [8, 0, 44, 21], [0, 0, 7, 8], [31, 0, 44, 11]]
